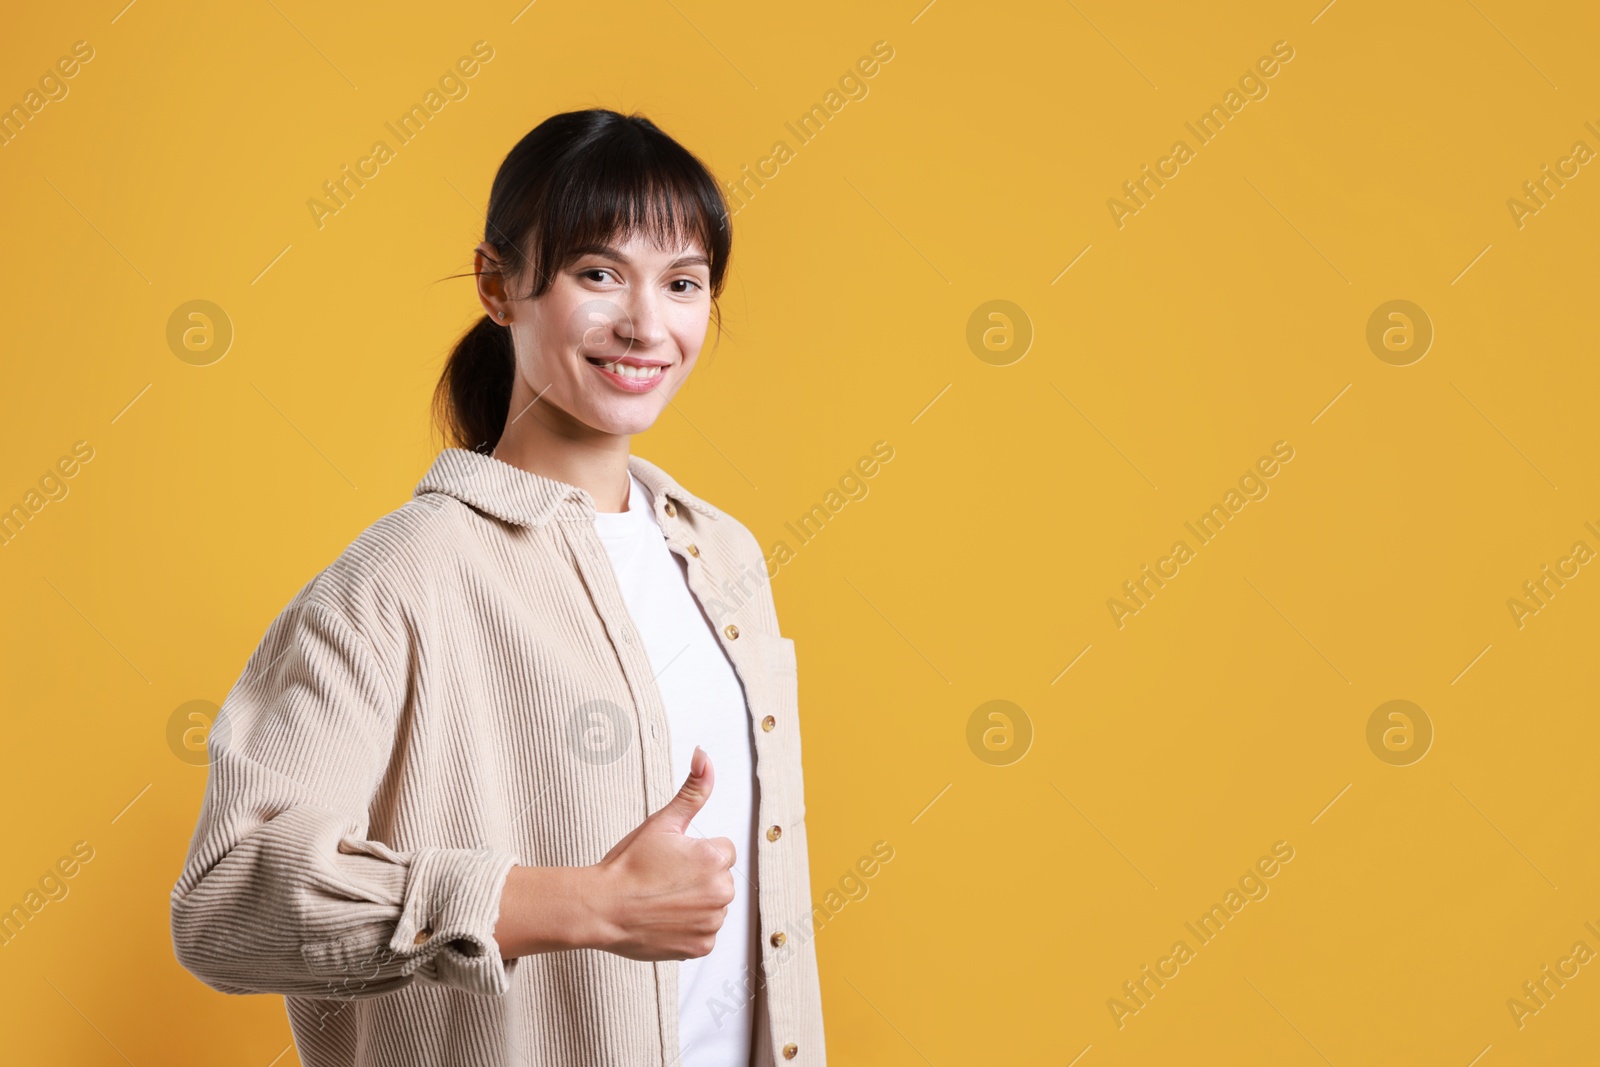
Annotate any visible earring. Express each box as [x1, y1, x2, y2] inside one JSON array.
[[497, 310, 507, 320]]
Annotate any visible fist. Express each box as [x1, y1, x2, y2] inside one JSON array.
[[592, 745, 738, 961]]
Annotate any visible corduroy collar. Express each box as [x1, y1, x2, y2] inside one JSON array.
[[413, 447, 722, 529]]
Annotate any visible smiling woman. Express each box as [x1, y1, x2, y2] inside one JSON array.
[[434, 111, 732, 467], [172, 108, 828, 1067]]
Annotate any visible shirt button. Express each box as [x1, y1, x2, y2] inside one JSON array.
[[770, 931, 786, 947], [724, 624, 740, 640], [761, 715, 776, 732], [414, 928, 432, 945], [782, 1043, 798, 1059], [766, 824, 782, 842], [686, 543, 700, 557], [664, 501, 677, 518]]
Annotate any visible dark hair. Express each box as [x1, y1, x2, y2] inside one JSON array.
[[432, 109, 733, 453]]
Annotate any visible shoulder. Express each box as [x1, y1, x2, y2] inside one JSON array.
[[297, 492, 467, 638]]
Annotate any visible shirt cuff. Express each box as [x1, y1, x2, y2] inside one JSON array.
[[388, 845, 523, 996]]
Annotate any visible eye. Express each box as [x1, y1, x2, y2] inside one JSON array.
[[581, 267, 617, 284], [670, 278, 704, 294]]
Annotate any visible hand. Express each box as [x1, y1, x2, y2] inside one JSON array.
[[590, 745, 738, 962]]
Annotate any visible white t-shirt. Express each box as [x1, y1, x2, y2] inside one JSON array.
[[592, 470, 761, 1067]]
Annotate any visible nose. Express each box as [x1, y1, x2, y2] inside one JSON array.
[[614, 289, 669, 352]]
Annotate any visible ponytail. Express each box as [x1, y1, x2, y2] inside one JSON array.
[[432, 313, 515, 454]]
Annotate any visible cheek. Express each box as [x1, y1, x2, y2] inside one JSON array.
[[532, 306, 582, 355], [511, 326, 568, 388], [573, 299, 636, 358], [668, 310, 711, 358]]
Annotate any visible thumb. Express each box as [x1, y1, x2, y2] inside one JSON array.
[[652, 745, 713, 834]]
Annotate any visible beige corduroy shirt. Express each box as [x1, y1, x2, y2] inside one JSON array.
[[170, 447, 828, 1066]]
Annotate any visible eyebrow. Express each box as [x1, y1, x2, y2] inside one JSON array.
[[571, 243, 709, 270]]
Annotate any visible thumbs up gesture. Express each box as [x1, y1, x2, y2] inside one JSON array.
[[592, 745, 738, 961]]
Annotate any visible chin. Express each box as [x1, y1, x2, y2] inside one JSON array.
[[587, 406, 665, 436]]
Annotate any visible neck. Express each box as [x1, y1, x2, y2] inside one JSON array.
[[488, 392, 632, 513]]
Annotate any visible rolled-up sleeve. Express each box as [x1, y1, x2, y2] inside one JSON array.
[[170, 592, 521, 1001]]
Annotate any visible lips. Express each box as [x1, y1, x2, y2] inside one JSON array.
[[585, 355, 668, 391], [583, 355, 670, 369]]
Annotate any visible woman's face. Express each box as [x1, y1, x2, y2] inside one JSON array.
[[483, 227, 713, 439]]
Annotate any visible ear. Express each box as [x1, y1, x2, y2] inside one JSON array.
[[475, 241, 511, 318]]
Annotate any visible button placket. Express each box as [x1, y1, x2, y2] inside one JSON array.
[[653, 509, 806, 1063]]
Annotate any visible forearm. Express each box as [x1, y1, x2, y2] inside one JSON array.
[[494, 864, 616, 959], [173, 806, 521, 999]]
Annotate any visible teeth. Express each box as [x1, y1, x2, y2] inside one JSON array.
[[602, 362, 663, 379]]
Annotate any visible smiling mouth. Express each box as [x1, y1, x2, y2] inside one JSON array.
[[584, 355, 666, 381]]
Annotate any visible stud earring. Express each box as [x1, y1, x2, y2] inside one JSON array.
[[497, 310, 507, 320]]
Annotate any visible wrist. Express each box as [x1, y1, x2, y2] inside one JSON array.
[[494, 864, 616, 958], [578, 862, 620, 954]]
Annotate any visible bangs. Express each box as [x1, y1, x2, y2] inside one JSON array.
[[503, 118, 731, 297]]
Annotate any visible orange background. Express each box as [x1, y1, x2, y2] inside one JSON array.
[[1, 1, 1598, 1063]]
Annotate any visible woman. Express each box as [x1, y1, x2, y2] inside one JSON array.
[[171, 109, 827, 1067]]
